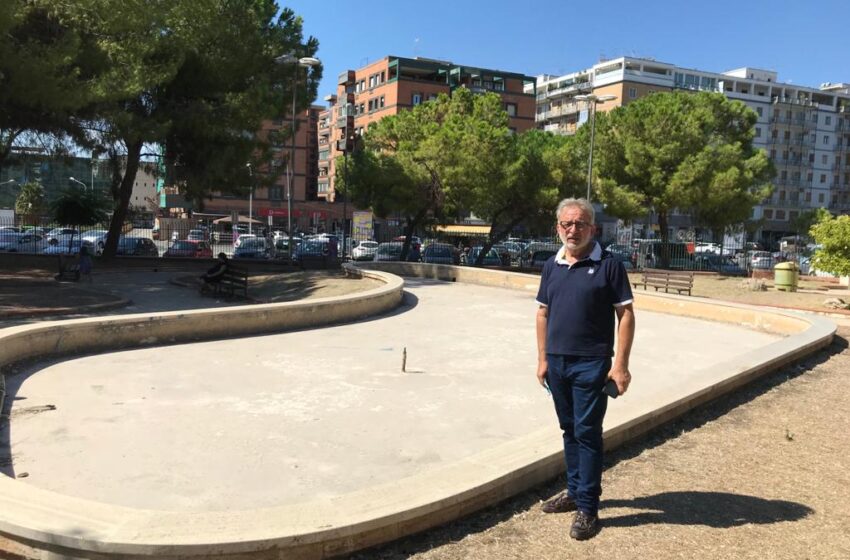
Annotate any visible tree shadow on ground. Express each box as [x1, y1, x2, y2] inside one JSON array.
[[601, 491, 812, 528]]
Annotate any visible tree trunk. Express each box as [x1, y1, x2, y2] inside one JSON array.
[[102, 139, 143, 258], [658, 210, 670, 268]]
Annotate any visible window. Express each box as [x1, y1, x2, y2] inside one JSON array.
[[379, 96, 385, 108], [359, 103, 364, 114], [809, 154, 815, 163], [779, 189, 786, 199], [821, 174, 827, 183], [775, 210, 786, 220], [780, 171, 787, 180], [805, 192, 812, 202], [380, 71, 385, 83], [818, 193, 825, 203], [412, 93, 422, 106], [755, 127, 761, 138], [629, 87, 637, 99], [823, 135, 830, 145], [756, 107, 763, 117], [505, 103, 517, 117], [807, 172, 813, 182], [822, 155, 828, 165], [825, 116, 832, 125], [763, 209, 773, 219]]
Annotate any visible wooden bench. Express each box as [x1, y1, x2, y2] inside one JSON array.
[[215, 266, 249, 298], [632, 268, 694, 296]]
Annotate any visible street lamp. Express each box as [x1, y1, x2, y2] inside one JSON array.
[[275, 53, 321, 262], [575, 94, 616, 202], [69, 176, 89, 190], [245, 163, 254, 235]]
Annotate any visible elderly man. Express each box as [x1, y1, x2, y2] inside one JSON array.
[[536, 197, 635, 540]]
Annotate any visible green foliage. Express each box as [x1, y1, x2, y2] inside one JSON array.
[[792, 208, 831, 239], [594, 92, 774, 246], [341, 89, 516, 257], [14, 181, 46, 223], [810, 215, 850, 277], [50, 186, 110, 228]]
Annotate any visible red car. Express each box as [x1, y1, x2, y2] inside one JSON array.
[[164, 240, 213, 258]]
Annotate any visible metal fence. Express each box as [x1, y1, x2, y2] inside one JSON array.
[[0, 215, 818, 276]]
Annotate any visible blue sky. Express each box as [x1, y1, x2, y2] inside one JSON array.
[[285, 0, 848, 102]]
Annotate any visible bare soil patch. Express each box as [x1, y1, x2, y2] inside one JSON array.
[[350, 329, 850, 560], [0, 276, 126, 318], [249, 270, 384, 302]]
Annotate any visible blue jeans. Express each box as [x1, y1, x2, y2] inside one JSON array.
[[546, 354, 611, 516]]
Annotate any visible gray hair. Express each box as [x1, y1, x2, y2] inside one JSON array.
[[555, 198, 595, 224]]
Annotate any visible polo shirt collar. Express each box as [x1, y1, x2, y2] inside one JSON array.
[[555, 242, 602, 266]]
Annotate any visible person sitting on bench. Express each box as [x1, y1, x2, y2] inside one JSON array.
[[200, 252, 229, 292]]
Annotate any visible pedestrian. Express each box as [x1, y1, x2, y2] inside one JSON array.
[[200, 252, 229, 293], [535, 197, 636, 540], [78, 244, 93, 283]]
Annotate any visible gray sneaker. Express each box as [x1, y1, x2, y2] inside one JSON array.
[[541, 491, 577, 514], [570, 510, 600, 540]]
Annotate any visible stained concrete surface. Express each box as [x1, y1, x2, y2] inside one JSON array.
[[3, 278, 779, 512]]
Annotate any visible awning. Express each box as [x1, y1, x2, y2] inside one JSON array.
[[435, 224, 491, 236], [212, 215, 263, 225]]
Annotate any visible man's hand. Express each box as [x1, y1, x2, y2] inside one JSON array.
[[608, 364, 631, 396], [537, 359, 548, 388]]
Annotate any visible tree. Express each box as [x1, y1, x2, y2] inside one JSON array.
[[341, 89, 510, 259], [41, 1, 321, 257], [792, 208, 831, 241], [594, 92, 774, 264], [0, 2, 93, 168], [15, 181, 46, 225], [50, 186, 109, 250], [465, 130, 573, 263], [810, 215, 850, 277]]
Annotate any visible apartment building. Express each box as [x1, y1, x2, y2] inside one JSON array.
[[319, 56, 537, 202], [199, 105, 342, 233], [533, 57, 850, 244]]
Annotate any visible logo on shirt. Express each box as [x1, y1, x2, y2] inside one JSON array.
[[588, 268, 595, 275]]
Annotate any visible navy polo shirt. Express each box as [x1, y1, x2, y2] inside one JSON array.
[[536, 242, 633, 357]]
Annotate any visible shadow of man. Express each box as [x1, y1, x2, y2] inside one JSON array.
[[602, 491, 813, 528]]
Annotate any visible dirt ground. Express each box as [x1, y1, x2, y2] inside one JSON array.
[[350, 328, 850, 560]]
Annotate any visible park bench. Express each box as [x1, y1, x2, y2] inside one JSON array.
[[54, 255, 80, 282], [632, 268, 694, 296], [215, 266, 249, 298]]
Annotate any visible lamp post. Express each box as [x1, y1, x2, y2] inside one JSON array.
[[245, 163, 254, 235], [575, 94, 616, 202], [275, 53, 320, 262], [69, 176, 89, 190]]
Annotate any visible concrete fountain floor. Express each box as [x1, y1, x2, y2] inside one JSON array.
[[3, 278, 780, 512]]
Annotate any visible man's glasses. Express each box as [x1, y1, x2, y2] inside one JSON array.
[[558, 220, 591, 230]]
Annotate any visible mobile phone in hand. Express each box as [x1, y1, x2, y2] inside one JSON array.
[[602, 379, 619, 399]]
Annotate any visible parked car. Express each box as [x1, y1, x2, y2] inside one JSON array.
[[351, 240, 379, 261], [373, 241, 420, 262], [164, 240, 214, 258], [116, 236, 159, 257], [501, 241, 526, 264], [234, 233, 257, 248], [466, 246, 503, 267], [0, 226, 20, 233], [45, 227, 79, 246], [749, 251, 775, 270], [42, 239, 94, 255], [694, 254, 746, 276], [0, 232, 46, 253], [186, 229, 207, 242], [293, 238, 335, 263], [421, 242, 459, 265], [233, 237, 270, 259], [521, 242, 561, 269], [80, 229, 111, 254], [392, 235, 422, 254]]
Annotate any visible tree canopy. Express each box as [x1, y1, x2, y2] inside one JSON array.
[[4, 1, 321, 256], [15, 181, 46, 225], [810, 214, 850, 277], [593, 91, 774, 253]]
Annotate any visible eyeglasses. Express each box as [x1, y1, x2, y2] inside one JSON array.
[[558, 220, 591, 230]]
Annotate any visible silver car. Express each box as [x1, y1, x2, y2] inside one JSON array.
[[0, 232, 46, 253]]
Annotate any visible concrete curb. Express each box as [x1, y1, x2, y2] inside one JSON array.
[[0, 263, 836, 559]]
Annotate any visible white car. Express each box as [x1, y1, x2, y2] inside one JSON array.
[[351, 240, 379, 261], [695, 242, 721, 255], [234, 233, 257, 248], [0, 232, 46, 253], [187, 229, 207, 242], [80, 229, 111, 254]]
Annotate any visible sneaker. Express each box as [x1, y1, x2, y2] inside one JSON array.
[[541, 491, 577, 514], [570, 510, 600, 540]]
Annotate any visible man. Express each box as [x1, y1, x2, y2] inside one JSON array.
[[200, 252, 229, 292], [536, 197, 635, 540]]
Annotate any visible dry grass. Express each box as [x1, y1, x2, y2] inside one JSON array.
[[349, 330, 850, 560]]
